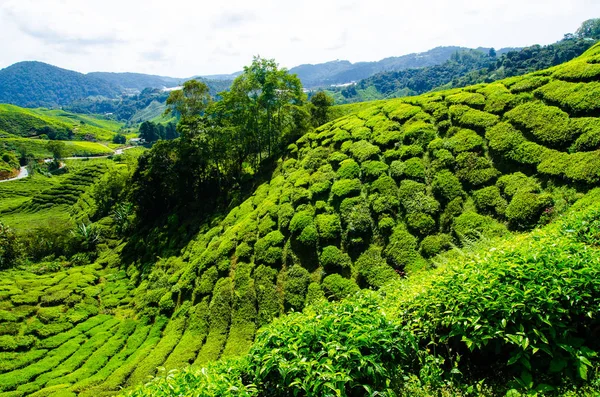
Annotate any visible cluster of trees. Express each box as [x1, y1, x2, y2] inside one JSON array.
[[0, 61, 120, 108], [131, 57, 332, 220], [66, 79, 232, 124], [138, 121, 178, 143], [334, 19, 600, 103], [0, 151, 20, 179]]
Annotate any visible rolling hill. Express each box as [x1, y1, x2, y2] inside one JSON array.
[[330, 36, 597, 103], [0, 42, 600, 397], [290, 46, 517, 88], [0, 62, 121, 108]]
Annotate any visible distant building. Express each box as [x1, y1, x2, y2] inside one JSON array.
[[130, 138, 146, 145]]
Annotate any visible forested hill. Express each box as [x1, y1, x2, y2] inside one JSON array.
[[332, 32, 598, 103], [0, 61, 121, 108], [87, 72, 184, 91], [1, 38, 600, 396], [289, 46, 516, 88]]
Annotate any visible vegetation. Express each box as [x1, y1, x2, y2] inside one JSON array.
[[1, 40, 600, 397], [329, 20, 599, 104]]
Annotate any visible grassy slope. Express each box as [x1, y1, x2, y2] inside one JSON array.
[[0, 44, 599, 395]]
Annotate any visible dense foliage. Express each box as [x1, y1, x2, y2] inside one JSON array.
[[1, 43, 600, 397], [331, 21, 599, 103], [291, 46, 498, 88], [0, 62, 120, 108]]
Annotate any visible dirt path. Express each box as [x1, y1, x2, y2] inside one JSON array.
[[0, 146, 135, 183]]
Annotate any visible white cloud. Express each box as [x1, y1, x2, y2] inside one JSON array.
[[0, 0, 598, 77]]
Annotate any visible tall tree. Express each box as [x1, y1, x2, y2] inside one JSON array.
[[310, 91, 334, 127], [576, 18, 600, 40]]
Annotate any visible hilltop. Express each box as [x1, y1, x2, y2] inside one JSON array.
[[0, 62, 121, 108], [0, 41, 599, 397]]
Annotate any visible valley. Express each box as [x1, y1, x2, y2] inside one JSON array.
[[0, 15, 599, 397]]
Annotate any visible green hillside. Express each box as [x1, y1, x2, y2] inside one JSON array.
[[0, 43, 600, 397], [328, 20, 599, 104], [0, 62, 121, 108]]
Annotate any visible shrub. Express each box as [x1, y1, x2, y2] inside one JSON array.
[[361, 161, 388, 181], [399, 180, 439, 215], [277, 203, 294, 231], [403, 158, 425, 181], [389, 160, 405, 180], [505, 192, 553, 229], [564, 151, 600, 184], [496, 172, 540, 197], [477, 83, 515, 114], [0, 222, 21, 269], [378, 216, 396, 236], [235, 242, 253, 262], [432, 170, 464, 202], [403, 121, 437, 147], [289, 211, 313, 235], [447, 128, 484, 153], [509, 75, 550, 93], [319, 245, 352, 274], [570, 118, 600, 152], [356, 246, 400, 288], [328, 151, 349, 168], [316, 213, 342, 241], [455, 152, 500, 187], [419, 234, 453, 258], [347, 140, 380, 162], [254, 265, 280, 327], [391, 213, 600, 389], [254, 231, 285, 266], [473, 186, 508, 216], [430, 148, 455, 171], [446, 92, 485, 107], [336, 159, 360, 180], [321, 274, 360, 301], [331, 179, 362, 201], [552, 60, 600, 81], [386, 103, 421, 122], [453, 211, 507, 241], [248, 294, 417, 397], [535, 80, 600, 115], [406, 213, 436, 236], [283, 265, 311, 312], [505, 101, 576, 146], [384, 225, 421, 270], [485, 122, 525, 154], [449, 105, 499, 130]]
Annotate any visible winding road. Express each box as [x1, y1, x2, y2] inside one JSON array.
[[0, 147, 134, 184]]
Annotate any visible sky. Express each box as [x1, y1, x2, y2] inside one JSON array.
[[0, 0, 598, 77]]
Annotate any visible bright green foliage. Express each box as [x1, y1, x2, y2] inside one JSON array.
[[283, 265, 311, 312], [345, 140, 380, 162], [360, 160, 388, 181], [384, 226, 421, 270], [319, 245, 352, 274], [254, 231, 285, 266], [455, 152, 500, 187], [331, 178, 362, 201], [432, 170, 464, 202], [505, 192, 553, 229], [453, 211, 507, 241], [403, 157, 426, 181], [447, 128, 484, 153], [4, 44, 600, 397], [321, 274, 360, 300], [315, 213, 342, 241], [336, 159, 360, 179], [419, 234, 453, 258], [505, 101, 576, 146], [536, 80, 600, 115], [473, 186, 508, 216]]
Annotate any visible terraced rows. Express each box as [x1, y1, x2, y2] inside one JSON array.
[[1, 45, 599, 395]]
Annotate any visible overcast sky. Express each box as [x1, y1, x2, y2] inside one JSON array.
[[0, 0, 598, 77]]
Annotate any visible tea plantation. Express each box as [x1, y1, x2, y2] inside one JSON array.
[[1, 44, 600, 396]]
